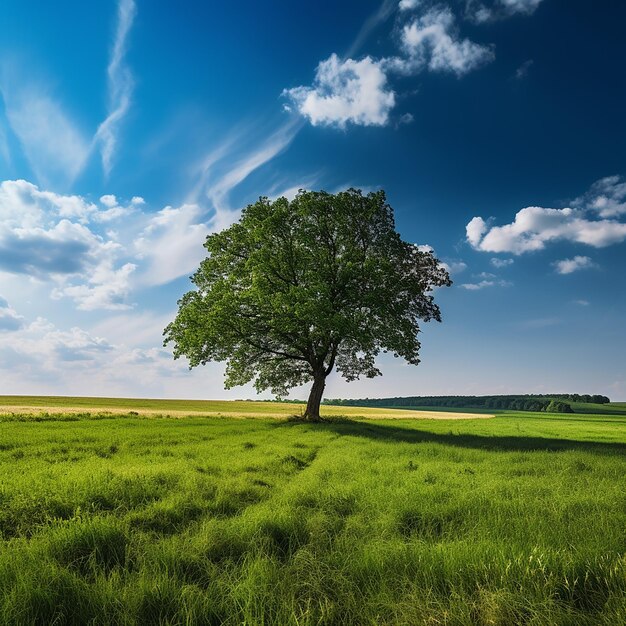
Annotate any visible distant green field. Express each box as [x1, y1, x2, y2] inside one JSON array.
[[1, 407, 625, 624], [569, 401, 626, 415], [0, 396, 490, 420]]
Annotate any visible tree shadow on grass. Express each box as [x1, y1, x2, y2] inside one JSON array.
[[272, 418, 626, 456]]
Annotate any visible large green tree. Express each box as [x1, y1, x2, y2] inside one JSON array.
[[164, 189, 451, 421]]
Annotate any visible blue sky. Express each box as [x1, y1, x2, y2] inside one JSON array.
[[0, 0, 624, 400]]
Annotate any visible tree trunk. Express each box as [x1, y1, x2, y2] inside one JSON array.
[[303, 372, 326, 421]]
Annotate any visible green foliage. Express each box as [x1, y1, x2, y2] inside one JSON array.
[[546, 400, 574, 413], [325, 394, 602, 413], [1, 411, 626, 624], [164, 189, 451, 404]]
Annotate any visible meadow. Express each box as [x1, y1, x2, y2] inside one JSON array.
[[0, 400, 625, 624]]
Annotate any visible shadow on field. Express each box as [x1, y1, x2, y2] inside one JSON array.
[[275, 419, 626, 455]]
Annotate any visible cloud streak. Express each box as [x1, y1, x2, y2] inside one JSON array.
[[0, 84, 90, 187], [95, 0, 137, 177]]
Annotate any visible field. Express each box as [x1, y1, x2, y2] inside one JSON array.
[[0, 396, 491, 420], [1, 399, 625, 624]]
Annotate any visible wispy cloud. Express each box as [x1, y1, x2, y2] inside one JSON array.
[[467, 0, 545, 23], [191, 119, 302, 231], [459, 278, 512, 290], [0, 118, 10, 165], [0, 81, 90, 187], [345, 0, 396, 58], [95, 0, 137, 177], [574, 175, 626, 218], [515, 59, 533, 80]]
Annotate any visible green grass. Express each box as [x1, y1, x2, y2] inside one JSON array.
[[568, 402, 626, 416], [1, 408, 625, 624]]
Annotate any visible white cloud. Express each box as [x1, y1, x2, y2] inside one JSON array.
[[442, 260, 467, 274], [0, 297, 23, 332], [467, 0, 544, 23], [0, 315, 195, 395], [0, 179, 143, 309], [284, 54, 396, 128], [395, 8, 494, 76], [553, 255, 595, 275], [466, 216, 488, 247], [100, 194, 118, 208], [134, 203, 211, 287], [490, 257, 514, 268], [53, 262, 136, 311], [573, 299, 590, 306], [459, 279, 512, 290], [0, 177, 241, 301], [467, 206, 626, 254], [399, 0, 421, 10], [284, 3, 494, 128], [575, 175, 626, 218], [1, 85, 90, 186], [95, 0, 137, 176]]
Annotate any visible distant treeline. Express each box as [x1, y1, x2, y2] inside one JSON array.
[[323, 394, 610, 413]]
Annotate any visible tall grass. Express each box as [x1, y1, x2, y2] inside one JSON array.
[[1, 413, 625, 624]]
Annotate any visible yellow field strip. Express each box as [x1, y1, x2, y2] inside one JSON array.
[[0, 403, 493, 420]]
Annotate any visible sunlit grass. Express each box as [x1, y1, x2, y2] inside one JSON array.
[[0, 395, 491, 420], [1, 410, 625, 624]]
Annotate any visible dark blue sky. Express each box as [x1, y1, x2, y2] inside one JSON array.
[[0, 0, 624, 399]]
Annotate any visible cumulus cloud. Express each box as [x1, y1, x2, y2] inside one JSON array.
[[394, 8, 494, 76], [466, 216, 488, 247], [0, 178, 217, 304], [466, 206, 626, 254], [53, 262, 137, 311], [285, 3, 494, 128], [467, 0, 544, 23], [0, 316, 194, 395], [553, 256, 595, 275], [284, 54, 395, 128], [0, 180, 141, 308]]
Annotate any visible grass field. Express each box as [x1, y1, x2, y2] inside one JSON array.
[[1, 402, 625, 624], [0, 396, 492, 420]]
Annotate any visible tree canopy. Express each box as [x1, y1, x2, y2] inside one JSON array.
[[164, 189, 451, 420]]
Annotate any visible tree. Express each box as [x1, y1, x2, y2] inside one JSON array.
[[164, 189, 451, 421]]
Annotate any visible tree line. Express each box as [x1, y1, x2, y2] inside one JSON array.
[[324, 394, 610, 413]]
